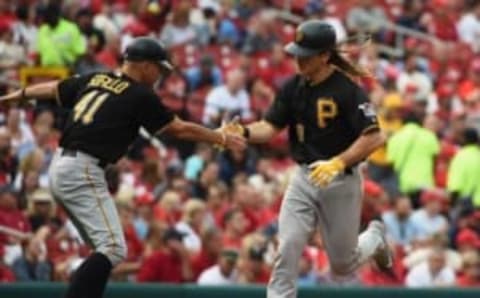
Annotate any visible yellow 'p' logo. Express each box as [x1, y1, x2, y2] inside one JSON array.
[[317, 98, 337, 128]]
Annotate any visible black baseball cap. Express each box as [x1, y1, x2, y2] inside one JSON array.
[[162, 227, 187, 242], [248, 245, 266, 261], [123, 37, 174, 72], [285, 20, 336, 57], [463, 128, 479, 145]]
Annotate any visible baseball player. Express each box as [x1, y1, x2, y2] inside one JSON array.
[[0, 37, 245, 298], [222, 20, 392, 297]]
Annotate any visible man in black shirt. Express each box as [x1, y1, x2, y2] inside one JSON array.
[[0, 37, 245, 298], [222, 20, 392, 296]]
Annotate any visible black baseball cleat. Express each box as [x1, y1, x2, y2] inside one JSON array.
[[369, 220, 393, 270]]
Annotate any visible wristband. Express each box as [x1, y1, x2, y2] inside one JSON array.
[[20, 88, 27, 101], [220, 132, 227, 147], [243, 126, 250, 139]]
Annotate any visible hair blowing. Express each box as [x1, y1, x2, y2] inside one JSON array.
[[328, 50, 370, 78]]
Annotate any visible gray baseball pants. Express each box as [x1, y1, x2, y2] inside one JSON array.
[[48, 148, 127, 266], [267, 165, 382, 298]]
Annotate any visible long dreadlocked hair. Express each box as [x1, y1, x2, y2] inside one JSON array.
[[327, 33, 372, 79]]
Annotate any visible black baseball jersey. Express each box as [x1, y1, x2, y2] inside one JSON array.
[[265, 70, 379, 164], [56, 72, 175, 163]]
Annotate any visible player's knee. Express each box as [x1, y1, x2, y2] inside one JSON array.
[[329, 260, 354, 276], [99, 241, 127, 266], [279, 234, 304, 251]]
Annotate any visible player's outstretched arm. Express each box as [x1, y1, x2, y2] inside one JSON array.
[[220, 119, 282, 144], [0, 80, 59, 105], [162, 117, 246, 151], [245, 120, 282, 144]]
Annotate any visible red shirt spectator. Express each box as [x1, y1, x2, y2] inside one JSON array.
[[257, 207, 277, 228], [313, 248, 329, 274], [153, 191, 182, 225], [240, 246, 271, 284], [361, 180, 387, 226], [96, 37, 121, 70], [124, 224, 144, 262], [137, 249, 184, 282], [241, 206, 260, 234], [456, 229, 480, 252], [191, 228, 222, 280], [137, 0, 171, 32], [434, 139, 458, 188], [251, 266, 271, 284], [0, 264, 15, 283], [423, 1, 458, 41], [46, 236, 84, 268], [456, 250, 480, 287], [458, 58, 480, 101], [0, 187, 31, 247], [137, 228, 192, 283], [457, 274, 480, 287], [0, 9, 16, 32], [360, 262, 403, 286], [221, 209, 248, 250], [191, 249, 217, 281], [222, 234, 243, 250], [254, 43, 295, 90]]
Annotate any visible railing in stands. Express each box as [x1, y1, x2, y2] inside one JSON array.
[[273, 8, 446, 58], [0, 283, 479, 298]]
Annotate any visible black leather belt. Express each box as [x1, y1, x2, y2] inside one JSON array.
[[300, 163, 354, 175], [61, 148, 108, 169]]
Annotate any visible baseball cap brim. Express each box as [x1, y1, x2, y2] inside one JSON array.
[[284, 42, 324, 57], [158, 60, 174, 71], [124, 53, 174, 72]]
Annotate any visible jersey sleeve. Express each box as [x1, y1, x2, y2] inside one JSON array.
[[137, 90, 175, 134], [56, 74, 92, 109], [264, 78, 294, 129], [343, 84, 380, 136]]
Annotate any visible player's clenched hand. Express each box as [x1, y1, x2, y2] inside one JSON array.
[[219, 131, 246, 151], [215, 116, 247, 151], [219, 116, 246, 136], [308, 157, 346, 187]]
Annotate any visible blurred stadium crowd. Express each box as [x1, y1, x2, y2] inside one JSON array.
[[0, 0, 479, 288]]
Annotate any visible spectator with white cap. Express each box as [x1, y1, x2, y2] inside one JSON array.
[[26, 188, 58, 233]]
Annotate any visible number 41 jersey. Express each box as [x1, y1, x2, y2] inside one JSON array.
[[57, 72, 174, 164]]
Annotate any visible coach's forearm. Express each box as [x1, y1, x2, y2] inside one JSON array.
[[245, 120, 280, 144], [165, 118, 224, 145], [337, 130, 386, 167], [0, 81, 59, 103]]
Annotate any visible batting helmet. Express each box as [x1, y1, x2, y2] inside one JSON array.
[[123, 37, 174, 71], [285, 20, 336, 57]]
